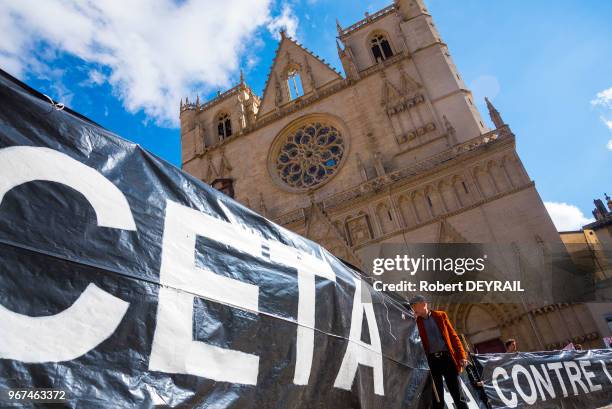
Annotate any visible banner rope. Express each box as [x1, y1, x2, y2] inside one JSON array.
[[42, 93, 65, 113]]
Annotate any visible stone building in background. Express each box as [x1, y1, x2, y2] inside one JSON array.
[[560, 195, 612, 341], [179, 0, 611, 352]]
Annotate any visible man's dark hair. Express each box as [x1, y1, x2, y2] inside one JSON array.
[[504, 339, 516, 349]]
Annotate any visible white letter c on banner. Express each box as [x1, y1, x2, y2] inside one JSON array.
[[492, 366, 518, 407], [0, 146, 133, 363]]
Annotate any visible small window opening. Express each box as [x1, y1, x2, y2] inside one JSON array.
[[287, 69, 304, 100], [370, 34, 393, 63], [217, 113, 232, 139]]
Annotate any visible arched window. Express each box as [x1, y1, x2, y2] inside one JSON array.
[[286, 68, 304, 100], [370, 33, 393, 63], [217, 113, 232, 139]]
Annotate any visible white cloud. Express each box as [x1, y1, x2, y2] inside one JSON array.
[[267, 3, 299, 40], [591, 87, 612, 109], [88, 70, 106, 86], [0, 0, 296, 127], [79, 69, 107, 88], [591, 88, 612, 151], [544, 201, 594, 231]]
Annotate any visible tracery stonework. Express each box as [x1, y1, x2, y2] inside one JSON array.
[[274, 121, 345, 190], [180, 0, 612, 351]]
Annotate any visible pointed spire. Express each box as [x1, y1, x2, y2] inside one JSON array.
[[185, 96, 189, 104], [180, 98, 183, 108], [485, 97, 505, 129], [336, 39, 343, 54], [280, 28, 286, 40], [355, 153, 368, 182], [336, 18, 343, 35], [373, 150, 385, 177], [239, 69, 245, 85], [594, 198, 608, 220], [443, 115, 457, 145], [196, 95, 200, 109]]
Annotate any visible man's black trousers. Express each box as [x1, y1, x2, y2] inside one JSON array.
[[428, 352, 468, 409]]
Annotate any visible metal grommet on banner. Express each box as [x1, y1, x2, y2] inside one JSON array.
[[42, 94, 65, 114]]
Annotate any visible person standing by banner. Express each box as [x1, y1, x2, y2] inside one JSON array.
[[504, 338, 517, 353], [410, 295, 469, 409]]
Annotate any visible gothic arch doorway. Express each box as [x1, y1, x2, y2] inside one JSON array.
[[464, 305, 505, 353]]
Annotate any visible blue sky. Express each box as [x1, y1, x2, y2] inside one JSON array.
[[2, 0, 611, 230]]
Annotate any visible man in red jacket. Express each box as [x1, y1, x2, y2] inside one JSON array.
[[410, 295, 468, 409]]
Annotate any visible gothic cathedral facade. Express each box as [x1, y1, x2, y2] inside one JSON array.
[[180, 1, 608, 351]]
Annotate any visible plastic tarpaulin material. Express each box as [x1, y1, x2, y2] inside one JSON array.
[[451, 370, 490, 409], [0, 70, 431, 408], [474, 349, 612, 408]]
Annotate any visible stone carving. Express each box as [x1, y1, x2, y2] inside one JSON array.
[[346, 213, 373, 246], [398, 63, 420, 94], [275, 121, 345, 190], [321, 132, 515, 211], [274, 74, 283, 107], [259, 192, 268, 216], [303, 55, 317, 95], [443, 115, 457, 145], [384, 93, 425, 115], [355, 153, 368, 182], [397, 122, 436, 143]]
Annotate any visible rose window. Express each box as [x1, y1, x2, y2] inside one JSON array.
[[276, 122, 345, 189]]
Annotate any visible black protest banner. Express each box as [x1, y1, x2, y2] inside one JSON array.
[[475, 350, 612, 408], [0, 69, 430, 408], [417, 365, 490, 408], [441, 372, 490, 409]]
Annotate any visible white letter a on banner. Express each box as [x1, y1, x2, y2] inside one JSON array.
[[334, 276, 384, 395]]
